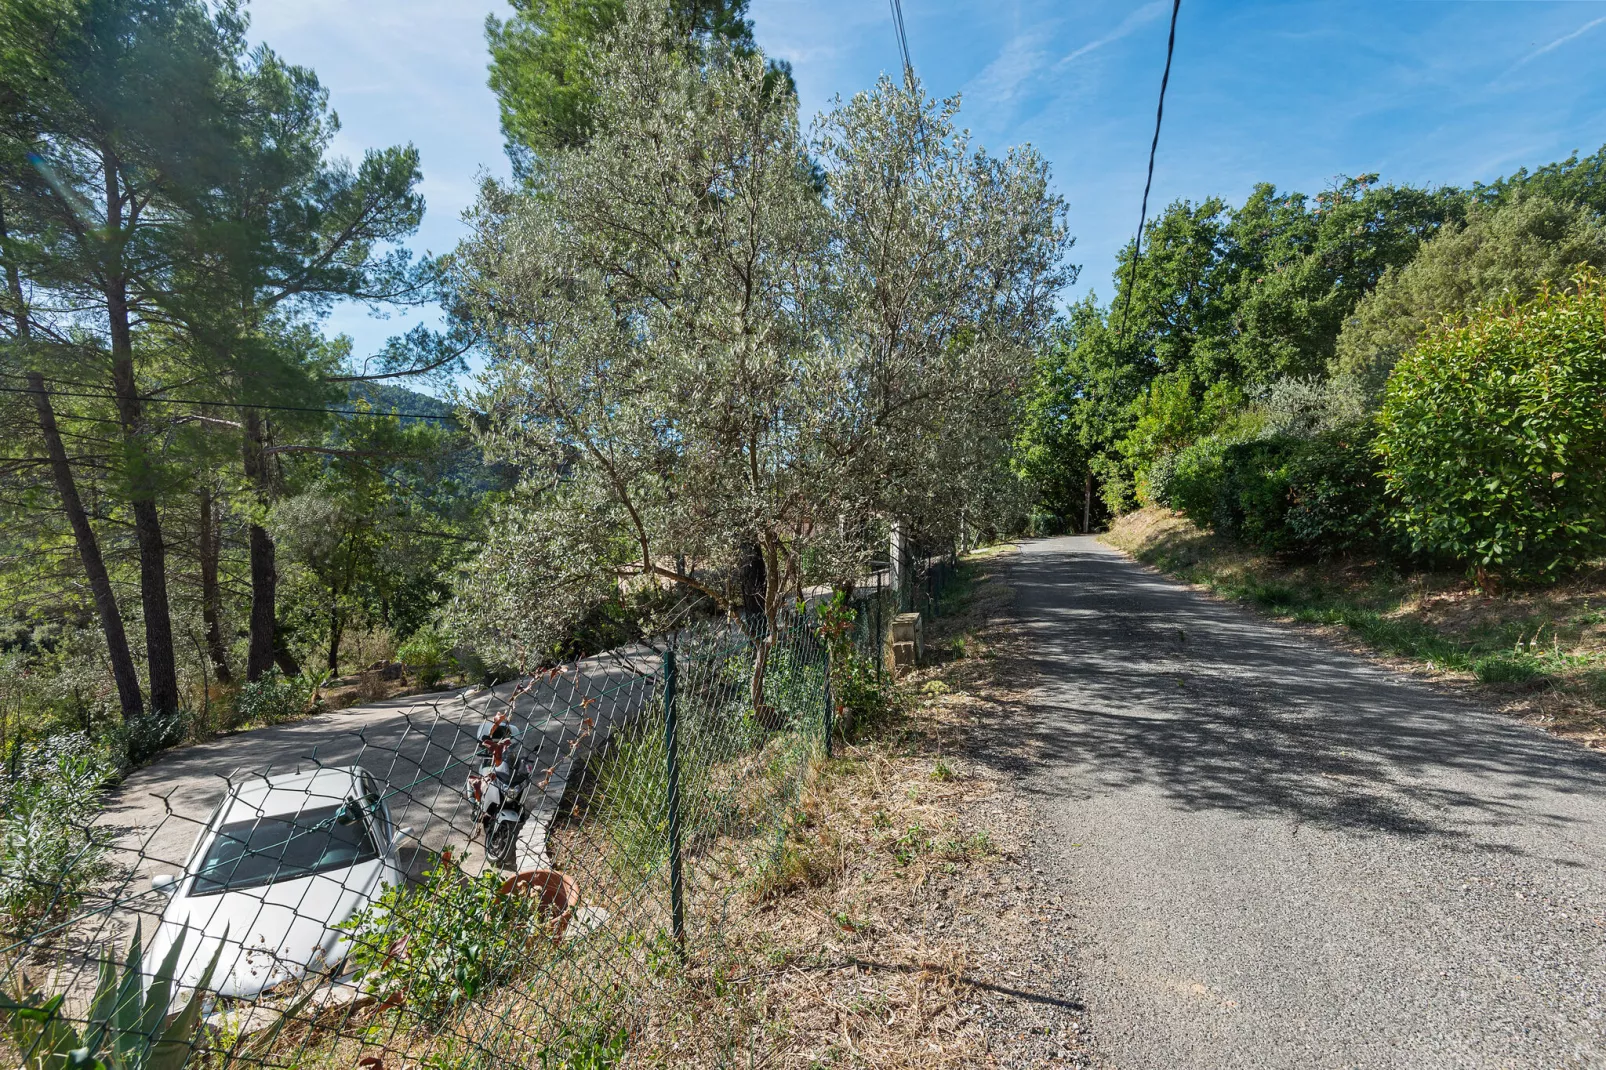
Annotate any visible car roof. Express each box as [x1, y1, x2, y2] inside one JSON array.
[[221, 765, 369, 822]]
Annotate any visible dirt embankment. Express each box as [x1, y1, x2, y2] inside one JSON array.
[[1105, 507, 1606, 750]]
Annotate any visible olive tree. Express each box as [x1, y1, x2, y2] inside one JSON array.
[[815, 81, 1072, 550], [451, 0, 1069, 707]]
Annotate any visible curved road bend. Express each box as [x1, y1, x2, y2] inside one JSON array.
[[1009, 536, 1606, 1069]]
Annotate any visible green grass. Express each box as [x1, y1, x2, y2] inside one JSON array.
[[1473, 653, 1545, 684]]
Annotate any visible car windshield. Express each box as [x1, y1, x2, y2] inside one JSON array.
[[190, 802, 379, 896]]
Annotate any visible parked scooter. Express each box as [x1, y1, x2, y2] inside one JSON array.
[[465, 711, 534, 867]]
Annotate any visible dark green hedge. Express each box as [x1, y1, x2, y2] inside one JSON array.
[[1158, 426, 1387, 554]]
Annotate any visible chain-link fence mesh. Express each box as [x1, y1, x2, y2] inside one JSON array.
[[1, 557, 964, 1069]]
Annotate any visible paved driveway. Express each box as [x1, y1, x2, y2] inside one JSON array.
[[1011, 536, 1606, 1069], [84, 650, 658, 959]]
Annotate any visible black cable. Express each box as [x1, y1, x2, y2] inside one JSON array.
[[1117, 0, 1182, 339], [888, 0, 913, 82], [0, 380, 465, 423]]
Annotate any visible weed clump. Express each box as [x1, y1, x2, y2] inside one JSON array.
[[1473, 653, 1546, 685]]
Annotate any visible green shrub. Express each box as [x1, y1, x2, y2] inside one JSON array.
[[398, 624, 458, 688], [342, 852, 542, 1021], [1473, 653, 1546, 684], [1212, 439, 1298, 550], [1165, 437, 1219, 521], [1144, 450, 1183, 508], [0, 733, 116, 933], [761, 643, 826, 729], [113, 709, 189, 768], [232, 669, 319, 726], [1026, 506, 1062, 537], [1280, 424, 1389, 552], [1169, 428, 1387, 555], [817, 594, 894, 739], [1378, 270, 1606, 578]]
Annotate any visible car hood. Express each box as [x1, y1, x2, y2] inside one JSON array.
[[148, 858, 392, 999]]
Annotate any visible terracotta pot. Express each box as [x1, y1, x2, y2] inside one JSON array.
[[500, 869, 579, 941]]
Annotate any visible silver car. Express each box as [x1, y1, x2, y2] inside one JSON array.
[[146, 765, 405, 999]]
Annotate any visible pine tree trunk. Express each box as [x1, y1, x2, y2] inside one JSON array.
[[198, 485, 233, 684], [26, 374, 146, 720], [5, 194, 145, 720], [108, 309, 179, 714], [242, 409, 278, 681], [101, 159, 178, 714], [274, 635, 302, 677], [327, 604, 343, 674]]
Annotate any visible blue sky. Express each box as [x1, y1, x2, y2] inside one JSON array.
[[247, 0, 1606, 381]]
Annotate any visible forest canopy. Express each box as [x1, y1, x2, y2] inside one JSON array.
[[1015, 143, 1606, 579], [0, 0, 1068, 768]]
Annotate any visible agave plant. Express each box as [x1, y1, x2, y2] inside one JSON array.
[[1, 923, 221, 1070]]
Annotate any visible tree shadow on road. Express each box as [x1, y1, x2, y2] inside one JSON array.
[[998, 539, 1606, 855]]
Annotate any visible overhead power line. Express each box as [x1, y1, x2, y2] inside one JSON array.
[[1117, 0, 1183, 338], [888, 0, 914, 82], [0, 379, 465, 423]]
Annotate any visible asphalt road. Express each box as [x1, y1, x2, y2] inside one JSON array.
[[1011, 536, 1606, 1070]]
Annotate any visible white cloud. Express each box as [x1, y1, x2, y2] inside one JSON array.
[[1055, 0, 1167, 70], [966, 32, 1051, 110], [1510, 13, 1606, 70]]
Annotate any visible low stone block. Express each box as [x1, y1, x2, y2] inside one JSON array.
[[892, 640, 918, 672]]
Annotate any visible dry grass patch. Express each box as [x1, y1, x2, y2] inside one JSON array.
[[618, 549, 1088, 1068]]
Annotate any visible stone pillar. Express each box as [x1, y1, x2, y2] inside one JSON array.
[[891, 612, 923, 673], [889, 520, 906, 610]]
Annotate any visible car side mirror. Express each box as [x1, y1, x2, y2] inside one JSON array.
[[151, 873, 177, 894], [396, 826, 415, 841]]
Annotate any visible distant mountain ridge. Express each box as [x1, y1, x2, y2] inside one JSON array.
[[346, 382, 458, 423]]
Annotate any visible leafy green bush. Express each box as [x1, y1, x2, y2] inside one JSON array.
[[1144, 451, 1182, 508], [761, 643, 826, 729], [817, 594, 894, 738], [1336, 195, 1606, 400], [1167, 429, 1387, 554], [343, 852, 541, 1021], [1211, 439, 1297, 550], [1280, 424, 1389, 552], [114, 710, 189, 768], [1378, 270, 1606, 577], [1166, 435, 1232, 523], [0, 733, 116, 933], [1025, 506, 1062, 537], [398, 624, 458, 688], [232, 669, 319, 726]]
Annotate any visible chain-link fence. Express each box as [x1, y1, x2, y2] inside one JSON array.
[[1, 560, 964, 1069]]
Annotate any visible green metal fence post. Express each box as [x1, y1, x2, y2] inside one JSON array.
[[823, 645, 834, 758], [662, 648, 687, 958], [874, 571, 884, 678]]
